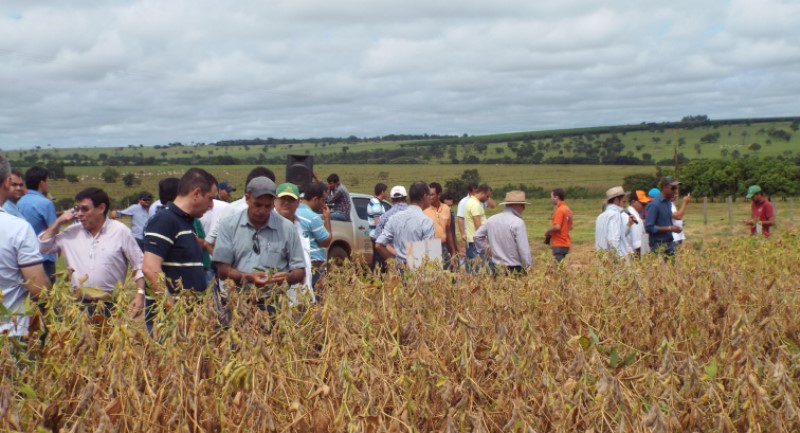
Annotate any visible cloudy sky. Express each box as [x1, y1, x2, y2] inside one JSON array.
[[1, 0, 798, 149]]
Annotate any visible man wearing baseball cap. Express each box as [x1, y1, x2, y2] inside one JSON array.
[[213, 177, 306, 312], [217, 181, 236, 202], [627, 190, 651, 256], [644, 176, 683, 257], [743, 185, 775, 238], [373, 185, 408, 247], [275, 182, 315, 304]]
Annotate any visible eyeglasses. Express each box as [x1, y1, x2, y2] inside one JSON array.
[[252, 231, 260, 254]]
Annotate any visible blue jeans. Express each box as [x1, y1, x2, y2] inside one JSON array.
[[650, 240, 676, 258], [330, 211, 349, 222], [465, 242, 486, 273]]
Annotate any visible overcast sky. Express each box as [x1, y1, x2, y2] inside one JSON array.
[[1, 0, 798, 149]]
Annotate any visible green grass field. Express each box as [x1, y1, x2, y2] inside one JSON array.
[[5, 120, 799, 164]]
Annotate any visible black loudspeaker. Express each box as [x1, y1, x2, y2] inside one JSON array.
[[286, 155, 314, 189]]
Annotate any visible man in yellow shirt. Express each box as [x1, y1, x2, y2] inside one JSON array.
[[464, 184, 491, 272]]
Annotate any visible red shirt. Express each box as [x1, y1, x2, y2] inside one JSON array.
[[751, 200, 774, 237]]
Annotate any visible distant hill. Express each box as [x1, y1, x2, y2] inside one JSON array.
[[4, 116, 798, 169]]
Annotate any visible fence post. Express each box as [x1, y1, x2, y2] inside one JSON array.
[[703, 197, 708, 225], [727, 196, 733, 225]]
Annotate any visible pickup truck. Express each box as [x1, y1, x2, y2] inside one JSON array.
[[327, 193, 391, 265]]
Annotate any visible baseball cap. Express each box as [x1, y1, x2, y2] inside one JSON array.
[[390, 185, 407, 198], [648, 188, 660, 198], [246, 177, 277, 198], [635, 190, 651, 203], [661, 176, 681, 187], [746, 185, 762, 199], [138, 191, 153, 200], [276, 183, 300, 200], [218, 181, 236, 192]]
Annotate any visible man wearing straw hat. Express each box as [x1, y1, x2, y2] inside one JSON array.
[[595, 186, 636, 258], [473, 191, 532, 275]]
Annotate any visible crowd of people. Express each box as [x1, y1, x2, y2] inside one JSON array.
[[0, 154, 777, 338]]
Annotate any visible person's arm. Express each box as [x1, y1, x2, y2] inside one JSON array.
[[272, 230, 308, 285], [445, 222, 456, 256], [20, 264, 51, 299], [142, 252, 166, 294], [471, 215, 482, 231], [486, 198, 496, 209], [457, 217, 467, 243], [644, 204, 681, 235], [375, 225, 395, 260], [546, 210, 562, 236], [516, 223, 533, 268], [319, 205, 333, 248], [39, 210, 76, 253], [672, 196, 691, 220], [473, 224, 489, 254]]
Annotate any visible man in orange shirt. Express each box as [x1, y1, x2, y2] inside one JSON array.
[[545, 188, 573, 263], [424, 182, 457, 269]]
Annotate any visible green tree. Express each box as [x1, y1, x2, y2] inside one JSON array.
[[122, 173, 141, 187], [102, 168, 120, 183]]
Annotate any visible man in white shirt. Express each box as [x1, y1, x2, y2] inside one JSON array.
[[595, 186, 636, 259], [40, 187, 145, 318], [0, 156, 51, 337]]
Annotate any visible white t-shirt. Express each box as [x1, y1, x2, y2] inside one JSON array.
[[287, 220, 314, 306], [0, 208, 43, 336], [206, 198, 248, 244], [627, 206, 647, 251], [672, 202, 685, 242]]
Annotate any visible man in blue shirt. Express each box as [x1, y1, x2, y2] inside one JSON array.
[[2, 170, 25, 218], [644, 176, 683, 257], [296, 182, 332, 290], [17, 166, 58, 282], [113, 191, 152, 250]]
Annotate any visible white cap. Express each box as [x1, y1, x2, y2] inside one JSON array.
[[390, 185, 407, 198]]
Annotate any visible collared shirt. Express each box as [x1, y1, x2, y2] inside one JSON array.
[[671, 202, 685, 242], [551, 201, 573, 247], [3, 200, 24, 219], [144, 204, 207, 294], [367, 197, 386, 239], [375, 205, 436, 264], [595, 203, 633, 257], [644, 194, 674, 244], [212, 208, 306, 280], [206, 197, 247, 244], [18, 190, 58, 263], [423, 203, 451, 243], [456, 194, 488, 218], [148, 200, 162, 218], [627, 205, 647, 250], [117, 203, 150, 239], [296, 203, 330, 262], [464, 196, 486, 242], [40, 218, 144, 294], [326, 183, 351, 217], [199, 199, 228, 240], [0, 207, 43, 337], [375, 202, 408, 240], [473, 207, 532, 268]]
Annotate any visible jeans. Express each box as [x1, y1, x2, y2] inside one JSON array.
[[370, 239, 386, 272], [465, 242, 486, 274], [650, 240, 676, 258], [43, 260, 56, 284], [330, 211, 349, 222], [552, 247, 570, 263]]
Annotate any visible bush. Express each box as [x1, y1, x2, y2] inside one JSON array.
[[101, 168, 120, 183]]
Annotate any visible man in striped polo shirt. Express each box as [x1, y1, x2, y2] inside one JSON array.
[[143, 168, 217, 319]]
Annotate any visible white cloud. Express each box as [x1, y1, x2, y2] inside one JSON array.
[[0, 0, 798, 148]]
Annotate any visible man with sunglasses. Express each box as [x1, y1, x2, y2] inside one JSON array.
[[213, 177, 305, 311], [112, 191, 153, 251], [644, 176, 683, 257], [39, 187, 145, 318]]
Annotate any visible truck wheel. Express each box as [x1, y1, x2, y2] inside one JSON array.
[[328, 245, 349, 267]]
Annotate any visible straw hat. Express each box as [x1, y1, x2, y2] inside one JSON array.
[[605, 186, 626, 201], [500, 190, 529, 205]]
